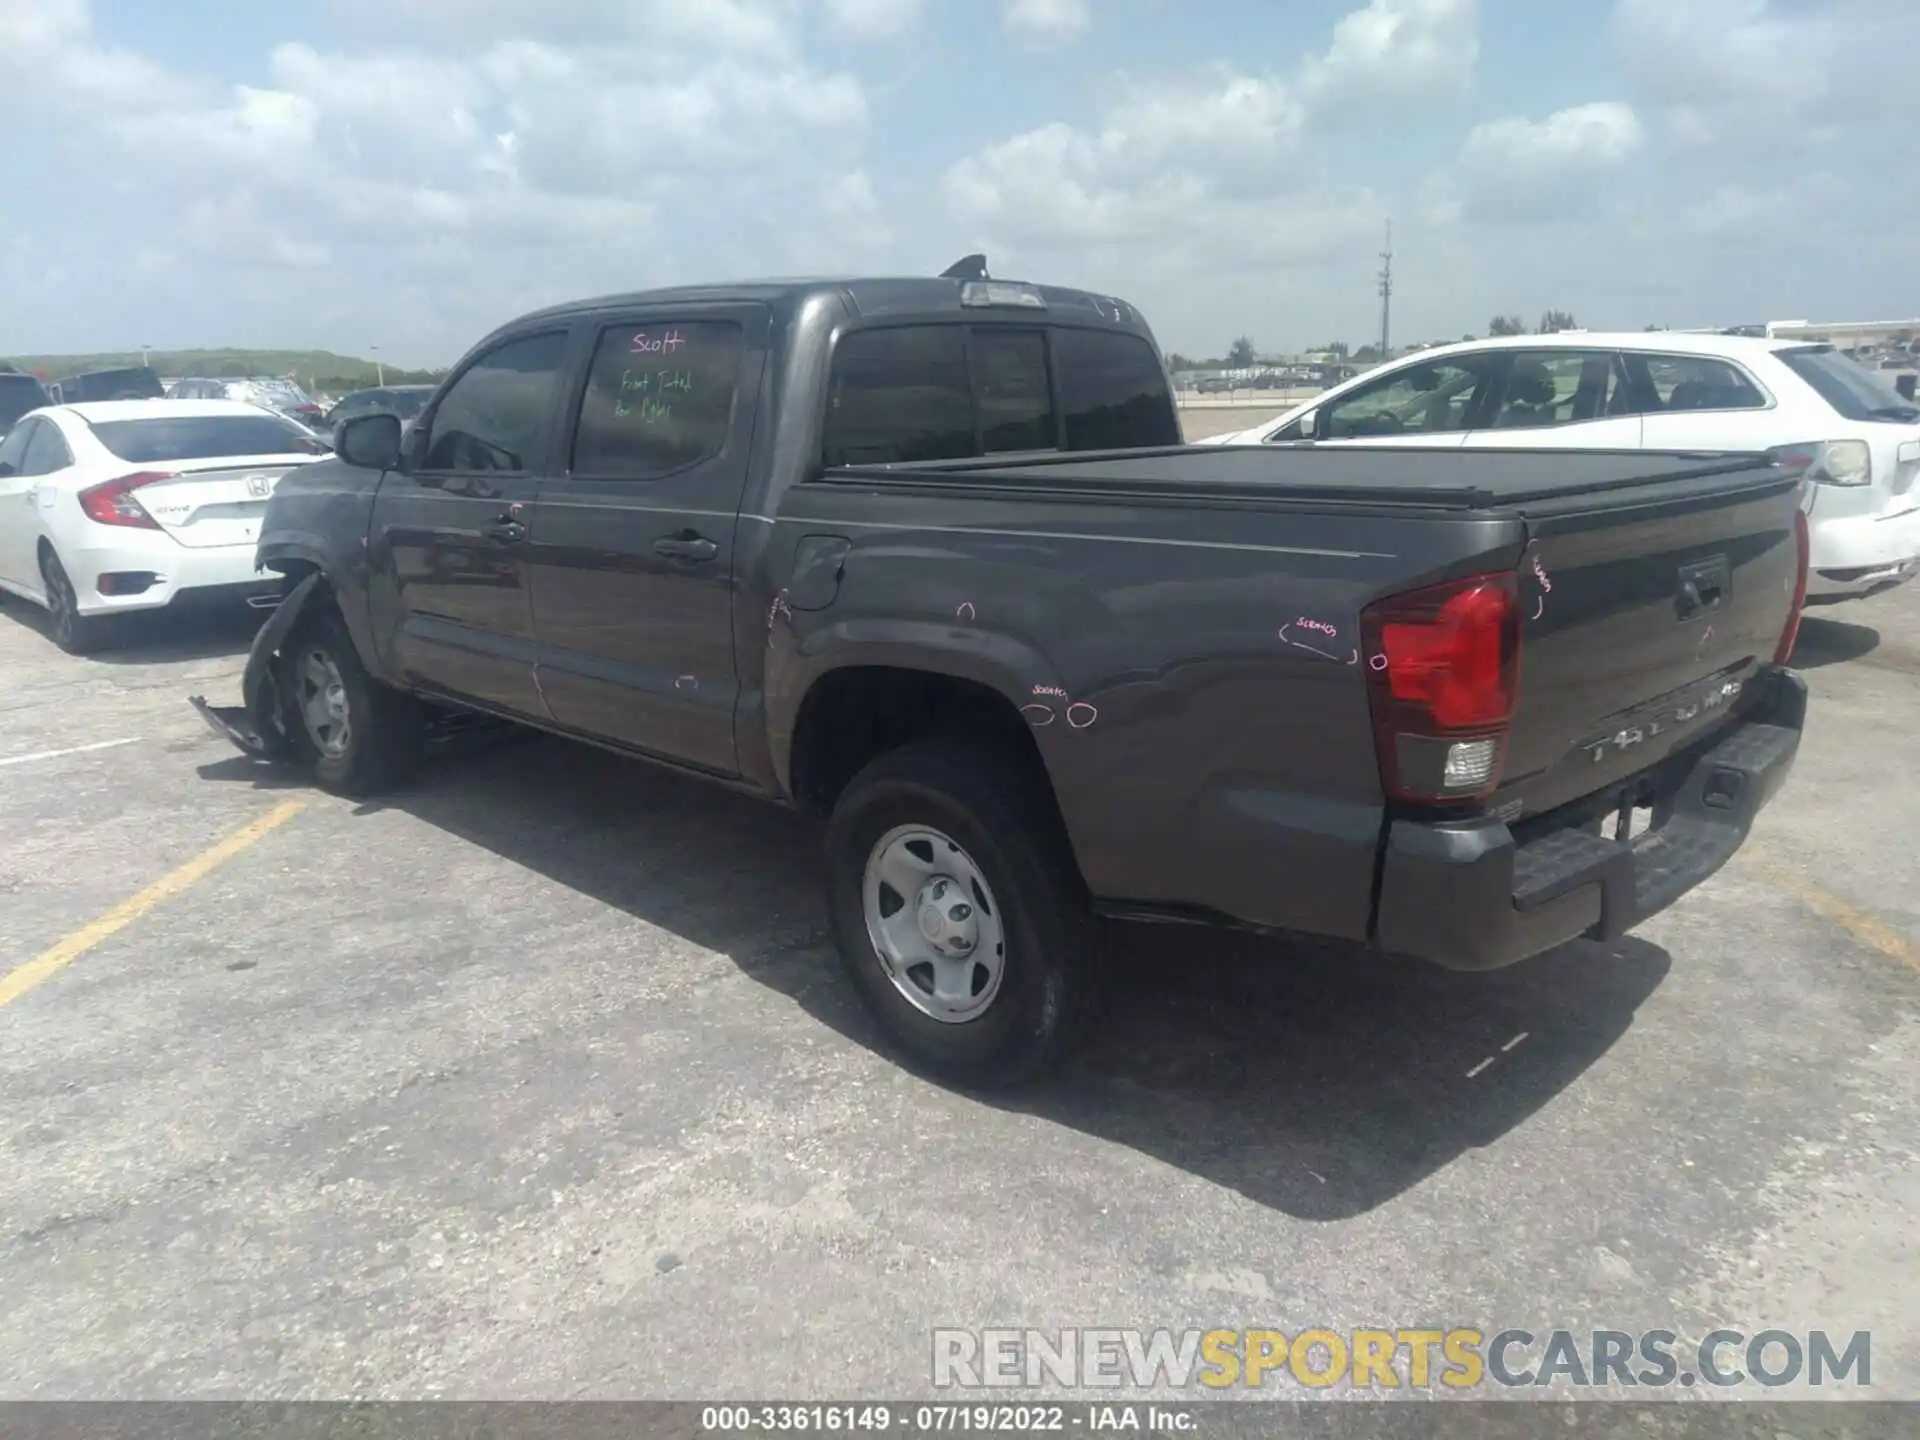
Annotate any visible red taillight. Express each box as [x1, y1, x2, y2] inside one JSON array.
[[78, 471, 174, 529], [1361, 572, 1521, 804], [1775, 505, 1810, 664]]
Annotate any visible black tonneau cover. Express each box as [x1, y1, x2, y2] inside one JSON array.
[[825, 444, 1782, 511]]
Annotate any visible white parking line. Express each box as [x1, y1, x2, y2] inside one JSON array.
[[0, 737, 140, 768]]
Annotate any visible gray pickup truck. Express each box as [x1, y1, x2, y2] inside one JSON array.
[[193, 267, 1811, 1084]]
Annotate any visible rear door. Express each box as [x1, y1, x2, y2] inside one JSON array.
[[367, 328, 571, 719], [1461, 348, 1643, 449], [1628, 352, 1773, 451], [528, 306, 769, 774], [1306, 352, 1503, 449]]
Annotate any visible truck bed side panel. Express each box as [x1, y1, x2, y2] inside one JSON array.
[[766, 480, 1527, 940]]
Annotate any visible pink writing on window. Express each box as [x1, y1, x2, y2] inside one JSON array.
[[630, 329, 687, 356]]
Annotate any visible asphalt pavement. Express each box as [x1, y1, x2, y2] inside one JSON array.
[[0, 563, 1916, 1401]]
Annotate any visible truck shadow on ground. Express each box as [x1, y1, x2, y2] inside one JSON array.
[[0, 596, 262, 664], [1789, 614, 1879, 671], [199, 729, 1670, 1222]]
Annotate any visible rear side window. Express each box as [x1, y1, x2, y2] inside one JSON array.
[[1485, 350, 1633, 429], [1632, 354, 1767, 412], [1777, 346, 1920, 422], [571, 320, 743, 478], [421, 330, 569, 473], [1054, 328, 1180, 450], [90, 414, 329, 461], [970, 329, 1056, 453], [824, 326, 975, 466], [23, 421, 73, 474]]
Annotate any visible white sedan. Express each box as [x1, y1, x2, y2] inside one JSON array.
[[0, 399, 331, 653], [1197, 332, 1920, 604]]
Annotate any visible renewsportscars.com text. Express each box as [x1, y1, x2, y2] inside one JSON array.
[[931, 1328, 1872, 1392]]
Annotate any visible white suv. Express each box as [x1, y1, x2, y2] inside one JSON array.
[[1199, 333, 1920, 604]]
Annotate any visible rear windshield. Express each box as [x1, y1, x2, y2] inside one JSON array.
[[1779, 346, 1920, 422], [0, 375, 49, 429], [90, 414, 330, 462]]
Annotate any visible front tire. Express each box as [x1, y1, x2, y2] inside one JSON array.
[[39, 548, 109, 655], [825, 739, 1095, 1087], [280, 609, 423, 796]]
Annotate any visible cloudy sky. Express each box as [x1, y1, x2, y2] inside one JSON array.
[[2, 0, 1915, 365]]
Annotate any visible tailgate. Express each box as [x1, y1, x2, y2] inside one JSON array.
[[1496, 460, 1804, 818], [136, 459, 300, 549]]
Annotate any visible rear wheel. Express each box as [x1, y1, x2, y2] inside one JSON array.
[[825, 739, 1095, 1087], [280, 609, 423, 796], [39, 547, 109, 655]]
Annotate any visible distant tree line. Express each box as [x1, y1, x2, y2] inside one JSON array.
[[1172, 309, 1589, 373]]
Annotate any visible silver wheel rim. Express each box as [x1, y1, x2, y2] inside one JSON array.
[[296, 648, 352, 759], [861, 824, 1007, 1024]]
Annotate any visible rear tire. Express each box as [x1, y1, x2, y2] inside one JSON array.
[[39, 547, 109, 656], [280, 608, 423, 796], [825, 739, 1095, 1087]]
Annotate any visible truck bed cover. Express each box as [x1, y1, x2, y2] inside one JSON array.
[[828, 444, 1783, 511]]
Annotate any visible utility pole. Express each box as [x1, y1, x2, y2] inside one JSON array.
[[1376, 221, 1393, 362]]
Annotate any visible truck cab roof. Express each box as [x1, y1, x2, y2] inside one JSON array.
[[508, 275, 1153, 336]]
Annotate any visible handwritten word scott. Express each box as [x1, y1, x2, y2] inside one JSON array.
[[630, 329, 687, 356]]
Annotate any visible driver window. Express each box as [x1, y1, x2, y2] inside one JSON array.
[[419, 330, 569, 474], [1320, 357, 1499, 439]]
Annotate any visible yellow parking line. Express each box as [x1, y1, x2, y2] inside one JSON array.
[[1756, 858, 1919, 974], [0, 800, 307, 1010]]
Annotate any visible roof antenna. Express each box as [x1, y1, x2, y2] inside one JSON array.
[[941, 254, 989, 281]]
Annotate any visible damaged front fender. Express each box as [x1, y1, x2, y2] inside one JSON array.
[[188, 572, 324, 760]]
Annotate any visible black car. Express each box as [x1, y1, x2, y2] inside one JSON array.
[[0, 372, 51, 437], [48, 366, 165, 403], [324, 384, 436, 433]]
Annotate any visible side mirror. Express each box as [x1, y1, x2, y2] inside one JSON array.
[[338, 412, 403, 470], [0, 462, 14, 477], [1898, 374, 1917, 402]]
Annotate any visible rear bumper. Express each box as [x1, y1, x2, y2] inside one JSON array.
[[1374, 668, 1806, 972], [68, 539, 278, 617], [1805, 501, 1920, 601]]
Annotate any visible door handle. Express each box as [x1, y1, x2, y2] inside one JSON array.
[[654, 532, 719, 562], [483, 518, 528, 544]]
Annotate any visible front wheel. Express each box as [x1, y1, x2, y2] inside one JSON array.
[[825, 740, 1095, 1087], [39, 548, 109, 655], [280, 610, 423, 796]]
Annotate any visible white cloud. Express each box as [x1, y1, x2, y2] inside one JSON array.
[[1450, 101, 1644, 222], [823, 0, 927, 40], [0, 0, 877, 359], [1002, 0, 1091, 47], [1299, 0, 1479, 111]]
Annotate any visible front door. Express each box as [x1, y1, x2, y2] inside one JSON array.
[[366, 328, 572, 718], [528, 306, 770, 775], [1461, 349, 1643, 449]]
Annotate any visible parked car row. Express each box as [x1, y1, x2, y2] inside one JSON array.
[[176, 263, 1811, 1084], [1197, 331, 1920, 604], [168, 375, 327, 429]]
